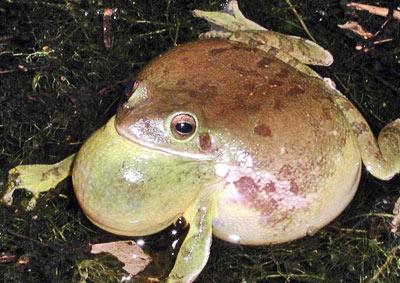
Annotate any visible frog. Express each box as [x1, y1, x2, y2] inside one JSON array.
[[2, 1, 400, 282]]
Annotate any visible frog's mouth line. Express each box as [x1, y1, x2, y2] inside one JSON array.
[[115, 122, 214, 162]]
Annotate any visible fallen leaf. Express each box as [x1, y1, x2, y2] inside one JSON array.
[[0, 252, 16, 263], [91, 240, 152, 276], [346, 2, 400, 21], [338, 21, 374, 39]]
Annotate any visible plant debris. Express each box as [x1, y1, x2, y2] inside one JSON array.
[[91, 240, 152, 276], [347, 2, 400, 20], [339, 1, 398, 52]]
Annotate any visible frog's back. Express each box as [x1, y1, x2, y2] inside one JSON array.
[[138, 39, 362, 244]]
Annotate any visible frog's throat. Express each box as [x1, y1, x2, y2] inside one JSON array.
[[114, 120, 214, 162]]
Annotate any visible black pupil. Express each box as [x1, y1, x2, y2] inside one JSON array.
[[175, 122, 193, 134]]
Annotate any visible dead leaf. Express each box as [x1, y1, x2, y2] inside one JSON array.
[[91, 240, 152, 276], [338, 21, 374, 39], [346, 2, 400, 21]]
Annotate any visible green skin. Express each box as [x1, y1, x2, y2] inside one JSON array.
[[2, 1, 400, 282], [72, 116, 216, 237]]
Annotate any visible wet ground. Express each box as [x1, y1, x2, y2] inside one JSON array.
[[1, 0, 400, 282]]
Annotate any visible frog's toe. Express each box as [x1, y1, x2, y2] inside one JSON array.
[[193, 1, 266, 34], [377, 118, 400, 178], [26, 194, 39, 211], [199, 30, 232, 40], [1, 154, 75, 209], [1, 180, 16, 206]]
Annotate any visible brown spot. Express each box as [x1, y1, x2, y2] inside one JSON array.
[[255, 197, 279, 217], [234, 177, 259, 193], [234, 95, 261, 113], [199, 133, 212, 153], [41, 167, 60, 181], [268, 79, 283, 87], [247, 38, 261, 48], [144, 120, 151, 129], [321, 107, 332, 120], [209, 47, 231, 56], [286, 84, 305, 96], [263, 182, 276, 193], [176, 79, 187, 87], [353, 122, 368, 136], [230, 63, 259, 77], [257, 57, 273, 68], [273, 99, 284, 111], [290, 179, 299, 194], [276, 68, 289, 78], [230, 44, 258, 53], [235, 177, 280, 221], [242, 82, 256, 93], [279, 165, 293, 178], [341, 100, 353, 111], [199, 83, 218, 96], [233, 31, 242, 39], [254, 124, 272, 137], [187, 90, 201, 97]]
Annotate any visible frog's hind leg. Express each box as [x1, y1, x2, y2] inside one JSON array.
[[193, 0, 333, 71], [200, 30, 320, 78], [2, 154, 76, 210], [328, 86, 400, 180]]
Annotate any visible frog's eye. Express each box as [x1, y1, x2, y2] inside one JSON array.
[[170, 113, 197, 140]]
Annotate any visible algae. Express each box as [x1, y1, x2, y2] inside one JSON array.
[[1, 0, 399, 282]]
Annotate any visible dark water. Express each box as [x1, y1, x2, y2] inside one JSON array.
[[1, 0, 399, 282]]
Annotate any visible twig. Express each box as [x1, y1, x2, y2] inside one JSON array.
[[338, 21, 374, 39], [5, 228, 51, 247], [103, 8, 113, 49], [340, 2, 397, 52], [284, 0, 317, 42], [368, 245, 400, 282], [0, 69, 18, 75], [0, 65, 51, 76], [347, 2, 400, 21]]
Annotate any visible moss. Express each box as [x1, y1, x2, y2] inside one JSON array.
[[1, 0, 400, 282]]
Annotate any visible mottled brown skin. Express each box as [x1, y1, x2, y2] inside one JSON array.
[[116, 39, 361, 244], [117, 39, 349, 159], [117, 39, 353, 196]]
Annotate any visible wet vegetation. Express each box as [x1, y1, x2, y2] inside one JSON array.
[[1, 0, 400, 282]]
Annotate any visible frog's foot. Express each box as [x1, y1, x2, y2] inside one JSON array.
[[200, 30, 320, 78], [331, 90, 400, 180], [1, 154, 76, 210], [166, 192, 215, 283], [193, 0, 333, 75], [377, 119, 400, 178], [193, 0, 267, 33], [391, 196, 400, 233]]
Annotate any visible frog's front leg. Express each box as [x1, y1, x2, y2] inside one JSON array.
[[166, 191, 216, 283], [2, 154, 76, 210], [329, 88, 400, 180]]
